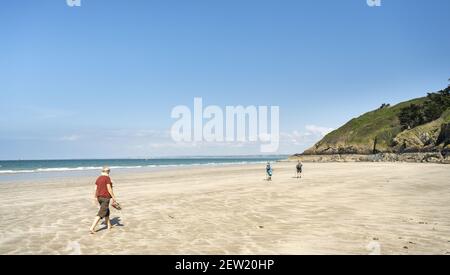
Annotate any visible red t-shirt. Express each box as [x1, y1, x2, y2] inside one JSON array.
[[96, 175, 112, 198]]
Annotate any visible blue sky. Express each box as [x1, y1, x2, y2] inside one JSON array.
[[0, 0, 449, 159]]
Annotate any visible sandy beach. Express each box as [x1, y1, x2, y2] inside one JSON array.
[[0, 162, 449, 255]]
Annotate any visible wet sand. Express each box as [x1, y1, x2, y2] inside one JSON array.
[[0, 162, 449, 255]]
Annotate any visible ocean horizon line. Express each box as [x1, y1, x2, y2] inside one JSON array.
[[0, 156, 288, 176], [0, 154, 290, 162]]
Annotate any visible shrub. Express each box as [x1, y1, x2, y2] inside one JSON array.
[[399, 86, 450, 130]]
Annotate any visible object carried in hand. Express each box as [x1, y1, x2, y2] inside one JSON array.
[[112, 201, 122, 210]]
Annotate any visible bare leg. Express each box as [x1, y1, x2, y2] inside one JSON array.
[[90, 216, 101, 234], [105, 216, 112, 230]]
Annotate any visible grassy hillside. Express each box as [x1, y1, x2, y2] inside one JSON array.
[[393, 108, 450, 151], [304, 97, 427, 154], [302, 85, 450, 155]]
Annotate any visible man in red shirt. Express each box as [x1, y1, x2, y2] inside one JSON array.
[[89, 166, 118, 234]]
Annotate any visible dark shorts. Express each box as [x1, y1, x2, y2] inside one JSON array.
[[297, 168, 302, 173], [97, 197, 111, 218]]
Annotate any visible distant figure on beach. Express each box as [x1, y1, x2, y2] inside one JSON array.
[[296, 160, 303, 179], [266, 162, 273, 181], [90, 166, 118, 234]]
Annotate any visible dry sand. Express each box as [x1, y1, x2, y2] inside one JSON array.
[[0, 162, 449, 255]]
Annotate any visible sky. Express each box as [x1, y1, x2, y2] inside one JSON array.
[[0, 0, 449, 159]]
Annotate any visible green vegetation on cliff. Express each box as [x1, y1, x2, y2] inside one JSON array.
[[399, 86, 450, 129], [303, 84, 450, 155]]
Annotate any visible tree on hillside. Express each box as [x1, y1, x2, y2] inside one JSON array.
[[399, 104, 425, 129], [423, 88, 450, 122], [379, 103, 390, 109], [399, 85, 450, 130]]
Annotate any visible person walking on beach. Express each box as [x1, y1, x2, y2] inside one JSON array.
[[90, 166, 118, 234], [296, 160, 303, 179], [266, 162, 273, 181]]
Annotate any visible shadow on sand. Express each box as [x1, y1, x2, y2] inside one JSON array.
[[97, 217, 124, 232]]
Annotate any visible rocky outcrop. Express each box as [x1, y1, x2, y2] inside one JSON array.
[[303, 144, 374, 155], [302, 102, 450, 161], [436, 123, 450, 147], [290, 152, 450, 164]]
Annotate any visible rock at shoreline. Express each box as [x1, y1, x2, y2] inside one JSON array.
[[289, 153, 450, 164]]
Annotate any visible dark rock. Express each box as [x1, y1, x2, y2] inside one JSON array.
[[290, 152, 447, 164], [436, 123, 450, 146]]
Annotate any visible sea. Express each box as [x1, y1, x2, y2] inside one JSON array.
[[0, 156, 287, 182]]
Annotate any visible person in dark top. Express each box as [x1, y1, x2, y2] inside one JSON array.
[[296, 160, 303, 179], [266, 162, 273, 181], [89, 166, 118, 234]]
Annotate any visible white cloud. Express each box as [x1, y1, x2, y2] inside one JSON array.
[[26, 106, 76, 120], [129, 124, 333, 156], [2, 125, 334, 158], [126, 124, 334, 156], [305, 125, 334, 136], [134, 130, 170, 138], [60, 135, 81, 141], [280, 125, 334, 147]]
